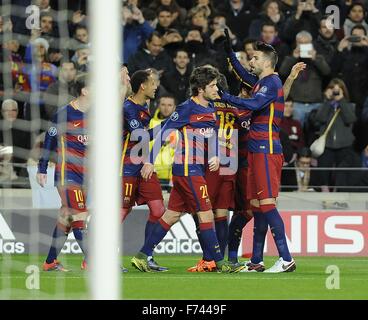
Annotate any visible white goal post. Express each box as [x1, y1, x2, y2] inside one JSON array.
[[89, 0, 122, 300]]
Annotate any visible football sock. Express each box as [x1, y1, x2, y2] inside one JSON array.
[[144, 220, 156, 246], [265, 208, 292, 262], [72, 228, 87, 259], [215, 216, 228, 257], [228, 213, 248, 262], [140, 218, 170, 257], [251, 211, 268, 264], [193, 215, 212, 261], [46, 225, 68, 264], [199, 222, 223, 262]]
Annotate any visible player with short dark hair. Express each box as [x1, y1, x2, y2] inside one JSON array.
[[187, 72, 249, 272], [221, 31, 296, 273], [38, 75, 89, 272], [131, 66, 245, 273], [121, 68, 168, 272]]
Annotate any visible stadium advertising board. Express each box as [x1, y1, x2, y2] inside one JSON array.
[[0, 210, 366, 255]]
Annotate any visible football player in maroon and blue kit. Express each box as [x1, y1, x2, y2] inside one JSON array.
[[38, 77, 89, 272], [131, 66, 245, 273], [220, 32, 296, 273], [121, 68, 167, 272]]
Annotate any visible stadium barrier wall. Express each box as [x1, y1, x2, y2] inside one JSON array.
[[0, 206, 367, 256]]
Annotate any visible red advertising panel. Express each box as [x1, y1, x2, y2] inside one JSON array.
[[241, 211, 368, 256]]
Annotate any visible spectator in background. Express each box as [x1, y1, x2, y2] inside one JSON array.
[[209, 14, 238, 51], [37, 12, 63, 64], [283, 0, 321, 44], [242, 37, 256, 61], [187, 5, 211, 34], [71, 43, 90, 73], [2, 36, 30, 93], [280, 128, 295, 164], [147, 68, 170, 115], [122, 3, 154, 63], [279, 30, 330, 126], [43, 61, 78, 120], [259, 22, 290, 69], [334, 146, 368, 192], [39, 11, 58, 39], [343, 2, 368, 37], [313, 16, 339, 67], [24, 10, 63, 64], [68, 8, 88, 39], [161, 49, 191, 104], [149, 94, 177, 189], [155, 6, 178, 36], [0, 15, 13, 35], [196, 0, 217, 18], [161, 28, 184, 57], [24, 37, 58, 96], [332, 24, 368, 112], [248, 0, 286, 40], [74, 25, 89, 45], [149, 0, 187, 24], [362, 145, 368, 168], [278, 0, 297, 19], [184, 27, 217, 68], [362, 96, 368, 123], [314, 78, 357, 191], [281, 147, 318, 191], [216, 0, 257, 42], [280, 97, 305, 153], [128, 31, 171, 75], [0, 99, 31, 178]]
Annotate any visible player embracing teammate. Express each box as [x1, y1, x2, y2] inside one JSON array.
[[131, 66, 245, 273], [218, 30, 296, 273]]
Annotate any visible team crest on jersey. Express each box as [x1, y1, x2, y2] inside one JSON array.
[[48, 127, 57, 136], [170, 111, 179, 121], [129, 119, 139, 129], [259, 86, 268, 94]]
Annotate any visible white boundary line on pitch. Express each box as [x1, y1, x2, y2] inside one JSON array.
[[1, 276, 368, 281]]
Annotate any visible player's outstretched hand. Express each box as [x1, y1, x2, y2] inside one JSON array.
[[290, 62, 306, 80], [36, 173, 47, 187], [141, 163, 154, 181], [208, 156, 220, 172], [223, 28, 233, 54]]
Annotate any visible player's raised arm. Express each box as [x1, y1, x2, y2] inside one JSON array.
[[224, 28, 258, 89], [37, 114, 58, 187], [283, 62, 306, 100]]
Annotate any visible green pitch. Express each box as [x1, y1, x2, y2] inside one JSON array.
[[0, 255, 367, 299]]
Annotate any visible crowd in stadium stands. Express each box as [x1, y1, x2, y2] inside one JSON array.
[[1, 0, 368, 191]]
